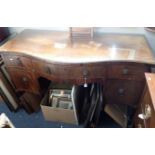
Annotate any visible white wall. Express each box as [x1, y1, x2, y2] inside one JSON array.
[[9, 27, 69, 33], [95, 27, 145, 34], [10, 27, 145, 34]]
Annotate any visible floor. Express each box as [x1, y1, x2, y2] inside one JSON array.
[[0, 102, 79, 128], [0, 101, 120, 128]]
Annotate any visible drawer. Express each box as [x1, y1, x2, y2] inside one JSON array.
[[108, 64, 148, 81], [3, 54, 32, 68], [105, 80, 144, 107], [33, 60, 106, 80], [6, 67, 39, 93], [32, 60, 56, 76]]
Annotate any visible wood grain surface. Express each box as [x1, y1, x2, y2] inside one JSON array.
[[0, 29, 154, 64]]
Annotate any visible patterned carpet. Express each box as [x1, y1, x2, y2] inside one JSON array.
[[0, 101, 120, 128], [0, 102, 78, 128]]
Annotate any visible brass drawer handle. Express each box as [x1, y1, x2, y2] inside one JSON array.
[[83, 69, 89, 77], [16, 57, 22, 65], [22, 77, 28, 82], [118, 88, 125, 95], [122, 68, 129, 75], [83, 69, 89, 88], [32, 69, 35, 72], [138, 104, 151, 120]]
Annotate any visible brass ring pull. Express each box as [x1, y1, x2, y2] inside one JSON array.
[[83, 69, 89, 77], [22, 77, 28, 82], [118, 88, 125, 95], [122, 68, 129, 75]]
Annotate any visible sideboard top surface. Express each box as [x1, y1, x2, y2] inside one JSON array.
[[0, 29, 155, 64]]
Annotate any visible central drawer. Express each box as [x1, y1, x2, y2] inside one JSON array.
[[55, 64, 106, 79], [32, 60, 106, 80]]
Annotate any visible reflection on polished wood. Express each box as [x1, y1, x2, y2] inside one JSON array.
[[0, 29, 155, 64]]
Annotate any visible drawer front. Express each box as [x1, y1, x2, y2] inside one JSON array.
[[108, 64, 148, 81], [32, 60, 106, 80], [105, 80, 144, 107], [6, 67, 39, 93], [55, 65, 106, 79], [32, 60, 55, 76], [3, 54, 32, 68]]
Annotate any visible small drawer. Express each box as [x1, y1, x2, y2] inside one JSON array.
[[84, 64, 106, 79], [108, 64, 148, 81], [6, 67, 39, 93], [54, 65, 84, 79], [3, 54, 32, 69], [105, 80, 144, 107], [32, 60, 55, 75]]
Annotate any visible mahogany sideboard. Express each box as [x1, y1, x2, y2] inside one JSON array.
[[0, 29, 155, 126]]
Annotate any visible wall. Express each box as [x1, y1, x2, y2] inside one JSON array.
[[9, 27, 69, 33], [9, 27, 155, 55]]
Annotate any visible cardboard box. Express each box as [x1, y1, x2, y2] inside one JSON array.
[[41, 87, 78, 125]]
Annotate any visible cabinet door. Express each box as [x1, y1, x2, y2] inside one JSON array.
[[105, 80, 144, 107], [141, 89, 155, 128], [6, 67, 39, 94]]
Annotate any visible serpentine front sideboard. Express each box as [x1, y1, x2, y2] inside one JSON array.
[[0, 29, 155, 126]]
